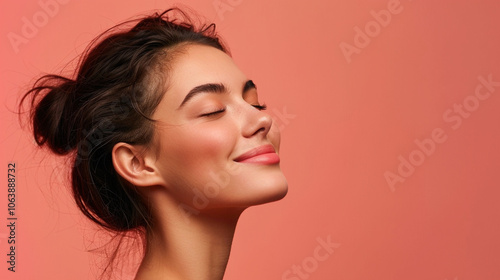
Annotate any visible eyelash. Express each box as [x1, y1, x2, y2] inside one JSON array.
[[200, 108, 226, 117], [252, 103, 267, 111], [200, 103, 267, 117]]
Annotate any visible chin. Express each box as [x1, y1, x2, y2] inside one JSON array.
[[243, 172, 288, 207], [201, 168, 288, 211]]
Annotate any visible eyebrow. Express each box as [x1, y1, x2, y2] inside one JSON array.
[[178, 79, 257, 109]]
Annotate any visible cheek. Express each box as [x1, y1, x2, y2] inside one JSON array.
[[159, 121, 238, 172]]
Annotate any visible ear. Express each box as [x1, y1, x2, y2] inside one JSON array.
[[112, 142, 165, 188]]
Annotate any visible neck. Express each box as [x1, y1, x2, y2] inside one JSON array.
[[135, 193, 243, 280]]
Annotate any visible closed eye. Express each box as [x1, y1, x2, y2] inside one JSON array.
[[252, 104, 267, 111], [200, 108, 226, 117]]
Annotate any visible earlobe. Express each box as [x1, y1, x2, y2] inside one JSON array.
[[112, 142, 165, 188]]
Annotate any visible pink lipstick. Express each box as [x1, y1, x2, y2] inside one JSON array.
[[234, 144, 280, 164]]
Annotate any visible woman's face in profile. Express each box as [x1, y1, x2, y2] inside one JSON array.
[[151, 44, 288, 211]]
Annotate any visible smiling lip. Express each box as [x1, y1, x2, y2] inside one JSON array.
[[234, 144, 280, 164]]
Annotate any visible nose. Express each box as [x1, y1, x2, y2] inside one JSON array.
[[241, 105, 273, 138]]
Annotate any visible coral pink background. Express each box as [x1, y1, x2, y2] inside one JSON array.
[[1, 0, 500, 279]]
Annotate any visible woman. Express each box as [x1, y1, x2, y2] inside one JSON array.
[[21, 8, 288, 279]]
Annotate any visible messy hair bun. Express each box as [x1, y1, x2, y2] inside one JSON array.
[[21, 8, 227, 232]]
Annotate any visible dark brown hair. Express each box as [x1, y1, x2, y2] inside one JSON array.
[[20, 8, 226, 238]]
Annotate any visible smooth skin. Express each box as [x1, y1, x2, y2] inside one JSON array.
[[112, 44, 288, 280]]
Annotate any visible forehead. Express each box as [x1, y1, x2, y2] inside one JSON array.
[[152, 44, 249, 121], [166, 44, 246, 95]]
